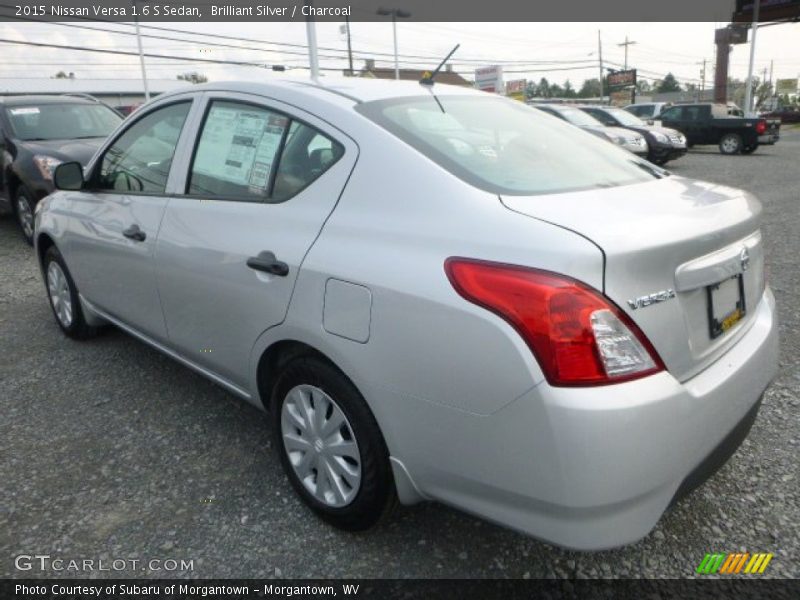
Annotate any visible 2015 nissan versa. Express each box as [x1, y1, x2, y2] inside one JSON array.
[[34, 80, 778, 550]]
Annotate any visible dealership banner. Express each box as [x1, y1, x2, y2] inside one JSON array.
[[0, 0, 765, 22], [4, 578, 800, 599]]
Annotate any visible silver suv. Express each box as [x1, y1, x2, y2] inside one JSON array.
[[35, 80, 777, 550]]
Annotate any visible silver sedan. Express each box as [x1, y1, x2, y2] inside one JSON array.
[[34, 79, 778, 550]]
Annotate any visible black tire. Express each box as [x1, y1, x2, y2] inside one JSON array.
[[271, 355, 395, 531], [741, 144, 758, 155], [719, 133, 743, 155], [14, 188, 35, 246], [43, 245, 97, 339], [651, 156, 669, 166]]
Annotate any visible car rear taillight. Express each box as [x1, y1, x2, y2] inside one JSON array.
[[755, 119, 767, 135], [445, 258, 665, 387]]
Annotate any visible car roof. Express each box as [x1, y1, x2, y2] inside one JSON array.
[[0, 94, 98, 106], [156, 77, 482, 106]]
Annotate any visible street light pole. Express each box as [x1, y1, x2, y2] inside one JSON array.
[[305, 1, 320, 81], [377, 7, 411, 80], [132, 1, 150, 102]]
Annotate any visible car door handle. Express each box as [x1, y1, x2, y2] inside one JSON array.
[[247, 251, 289, 277], [122, 224, 146, 242]]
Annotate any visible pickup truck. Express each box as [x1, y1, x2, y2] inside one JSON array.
[[657, 103, 780, 155]]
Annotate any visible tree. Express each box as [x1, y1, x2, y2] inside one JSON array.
[[177, 72, 208, 84], [562, 79, 577, 98], [536, 78, 551, 98], [636, 79, 651, 94], [656, 72, 681, 93], [549, 83, 564, 98], [578, 78, 602, 98]]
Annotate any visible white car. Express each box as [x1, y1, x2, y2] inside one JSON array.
[[35, 79, 778, 550]]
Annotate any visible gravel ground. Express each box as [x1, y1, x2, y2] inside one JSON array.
[[1, 133, 798, 580]]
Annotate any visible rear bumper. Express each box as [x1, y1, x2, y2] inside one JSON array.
[[396, 289, 778, 550], [758, 133, 779, 145]]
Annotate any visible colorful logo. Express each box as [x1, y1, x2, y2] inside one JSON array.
[[696, 553, 774, 575]]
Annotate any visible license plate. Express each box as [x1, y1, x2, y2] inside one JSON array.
[[707, 275, 747, 339]]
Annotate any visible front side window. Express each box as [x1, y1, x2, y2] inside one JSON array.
[[188, 100, 343, 203], [5, 102, 122, 141], [96, 102, 190, 194], [357, 96, 658, 196], [661, 107, 681, 120]]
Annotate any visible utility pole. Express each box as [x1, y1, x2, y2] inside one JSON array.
[[618, 35, 637, 70], [743, 0, 760, 116], [305, 1, 319, 81], [598, 29, 604, 103], [699, 59, 707, 101], [345, 16, 353, 76]]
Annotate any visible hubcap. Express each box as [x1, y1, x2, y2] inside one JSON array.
[[722, 138, 738, 152], [17, 195, 33, 239], [281, 384, 361, 508], [47, 262, 73, 327]]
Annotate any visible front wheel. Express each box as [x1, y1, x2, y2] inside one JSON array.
[[271, 356, 395, 531], [14, 189, 35, 245], [43, 245, 97, 339], [719, 133, 743, 155]]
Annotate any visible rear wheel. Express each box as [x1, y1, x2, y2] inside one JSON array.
[[719, 133, 743, 155], [43, 245, 96, 339], [271, 356, 395, 531], [14, 189, 35, 246]]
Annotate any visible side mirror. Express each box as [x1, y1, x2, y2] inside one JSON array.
[[54, 162, 84, 191]]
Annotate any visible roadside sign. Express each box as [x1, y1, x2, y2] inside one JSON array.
[[475, 65, 503, 93], [776, 78, 798, 95], [610, 90, 634, 107], [506, 78, 527, 101], [607, 69, 637, 91]]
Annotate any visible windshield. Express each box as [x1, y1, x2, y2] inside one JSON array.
[[357, 95, 659, 196], [5, 103, 122, 141], [604, 108, 645, 127], [553, 107, 604, 128]]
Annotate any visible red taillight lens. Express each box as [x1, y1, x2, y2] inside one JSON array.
[[755, 119, 766, 135], [445, 258, 665, 387]]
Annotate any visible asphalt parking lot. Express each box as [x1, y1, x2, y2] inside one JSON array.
[[1, 130, 798, 580]]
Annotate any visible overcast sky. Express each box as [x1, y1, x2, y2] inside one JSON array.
[[1, 21, 798, 88]]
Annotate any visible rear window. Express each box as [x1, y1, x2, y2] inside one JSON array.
[[357, 95, 658, 196]]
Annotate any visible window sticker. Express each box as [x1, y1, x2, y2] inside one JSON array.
[[9, 107, 41, 115], [193, 106, 288, 192]]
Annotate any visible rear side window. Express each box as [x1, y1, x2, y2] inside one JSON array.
[[357, 96, 657, 196], [96, 102, 190, 194], [188, 100, 343, 203]]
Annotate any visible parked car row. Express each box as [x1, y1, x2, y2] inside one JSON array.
[[3, 80, 778, 551], [0, 94, 123, 243]]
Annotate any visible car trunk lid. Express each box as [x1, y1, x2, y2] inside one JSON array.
[[500, 176, 765, 382]]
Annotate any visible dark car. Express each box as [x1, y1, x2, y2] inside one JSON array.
[[579, 105, 687, 165], [658, 103, 780, 155], [761, 107, 800, 124], [0, 95, 122, 243], [534, 104, 649, 157]]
